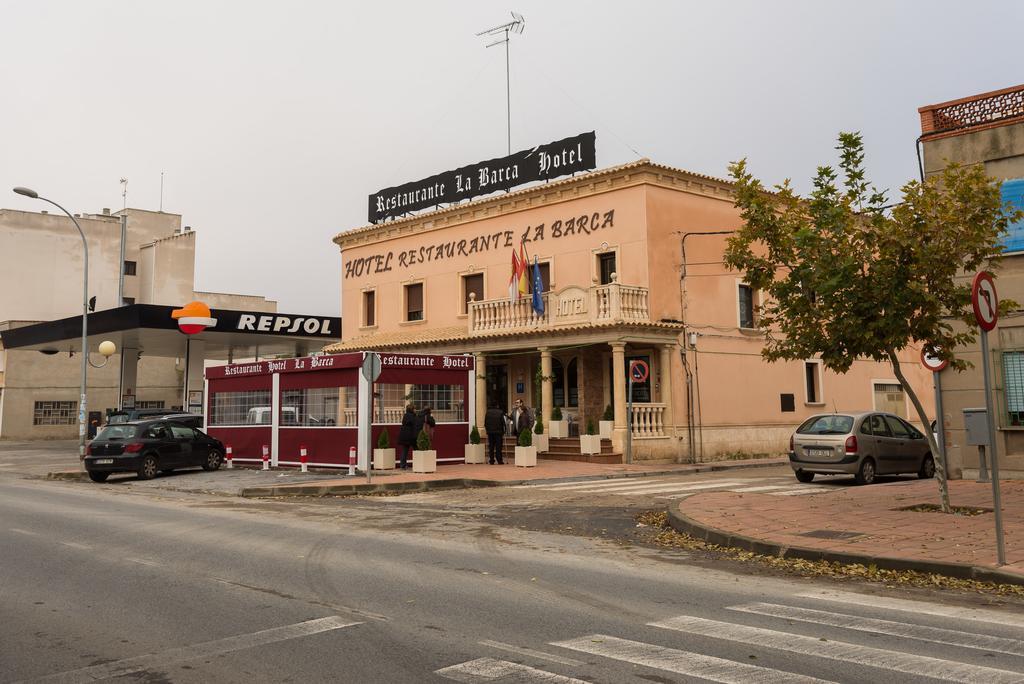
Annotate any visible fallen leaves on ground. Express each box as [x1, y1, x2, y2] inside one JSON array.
[[634, 510, 1024, 597]]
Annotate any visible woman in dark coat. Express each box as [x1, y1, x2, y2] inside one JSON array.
[[397, 404, 417, 469]]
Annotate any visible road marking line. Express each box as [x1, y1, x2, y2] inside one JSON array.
[[797, 589, 1024, 630], [771, 487, 834, 496], [59, 542, 91, 550], [729, 602, 1024, 657], [9, 528, 38, 535], [436, 657, 586, 683], [569, 480, 748, 495], [519, 478, 692, 491], [28, 615, 361, 683], [125, 558, 160, 567], [730, 485, 797, 493], [479, 640, 584, 666], [552, 634, 834, 683], [650, 615, 1024, 683]]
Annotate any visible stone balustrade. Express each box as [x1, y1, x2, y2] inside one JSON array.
[[631, 402, 666, 437]]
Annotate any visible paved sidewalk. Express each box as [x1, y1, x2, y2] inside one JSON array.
[[238, 457, 787, 497], [670, 478, 1024, 583]]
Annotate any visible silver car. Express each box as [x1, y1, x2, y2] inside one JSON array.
[[789, 411, 934, 485]]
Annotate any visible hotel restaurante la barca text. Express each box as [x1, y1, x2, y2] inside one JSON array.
[[330, 141, 934, 464]]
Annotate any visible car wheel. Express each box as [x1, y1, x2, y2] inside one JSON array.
[[87, 471, 109, 483], [138, 454, 158, 480], [854, 457, 876, 485], [918, 454, 936, 479], [795, 470, 815, 483], [202, 450, 222, 472]]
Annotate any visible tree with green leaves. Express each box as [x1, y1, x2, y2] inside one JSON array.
[[723, 132, 1020, 513]]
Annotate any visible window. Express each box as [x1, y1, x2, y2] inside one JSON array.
[[33, 400, 78, 425], [1003, 351, 1024, 426], [170, 424, 195, 439], [598, 252, 616, 285], [462, 273, 484, 314], [566, 357, 579, 407], [405, 283, 424, 322], [377, 383, 465, 423], [363, 290, 376, 327], [804, 361, 822, 404], [872, 382, 906, 418], [122, 297, 135, 305], [738, 284, 755, 329], [280, 386, 356, 427], [528, 262, 551, 293], [551, 358, 565, 407], [866, 414, 891, 437], [123, 260, 137, 276], [884, 415, 911, 438], [780, 393, 795, 412], [209, 390, 271, 426], [136, 400, 165, 409]]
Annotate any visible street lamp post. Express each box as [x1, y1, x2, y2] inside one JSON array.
[[13, 187, 115, 466]]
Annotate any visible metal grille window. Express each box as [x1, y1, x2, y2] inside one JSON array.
[[405, 283, 424, 321], [738, 284, 755, 329], [279, 387, 356, 427], [209, 390, 272, 426], [123, 260, 137, 276], [33, 400, 77, 425], [136, 400, 165, 409], [1003, 351, 1024, 426]]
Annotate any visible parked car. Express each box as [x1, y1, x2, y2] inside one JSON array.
[[159, 413, 204, 429], [84, 419, 224, 483], [789, 411, 934, 485], [106, 408, 171, 424]]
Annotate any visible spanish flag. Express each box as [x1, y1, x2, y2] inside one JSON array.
[[517, 242, 529, 298]]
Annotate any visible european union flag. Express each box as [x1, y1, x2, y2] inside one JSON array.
[[531, 257, 545, 315]]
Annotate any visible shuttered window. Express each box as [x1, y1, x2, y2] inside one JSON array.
[[462, 273, 484, 313], [363, 290, 375, 327], [405, 283, 424, 322]]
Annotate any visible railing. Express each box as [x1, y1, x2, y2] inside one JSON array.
[[469, 277, 650, 335], [631, 403, 666, 437], [920, 84, 1024, 137]]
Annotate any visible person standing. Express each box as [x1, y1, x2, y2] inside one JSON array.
[[397, 404, 417, 469], [484, 403, 506, 465], [511, 398, 533, 436], [421, 406, 436, 442]]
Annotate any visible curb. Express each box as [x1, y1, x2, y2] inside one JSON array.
[[666, 505, 1024, 587], [47, 471, 89, 481], [239, 458, 789, 498]]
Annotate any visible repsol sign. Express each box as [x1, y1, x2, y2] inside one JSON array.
[[237, 314, 335, 336]]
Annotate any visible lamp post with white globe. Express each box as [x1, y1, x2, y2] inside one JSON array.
[[12, 186, 116, 465]]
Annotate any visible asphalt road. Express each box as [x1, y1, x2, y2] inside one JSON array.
[[3, 466, 1024, 682]]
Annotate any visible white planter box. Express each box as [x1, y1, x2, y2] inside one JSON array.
[[533, 433, 549, 453], [464, 443, 486, 464], [549, 420, 569, 438], [514, 445, 537, 467], [412, 450, 437, 473], [599, 420, 614, 440], [373, 448, 396, 470], [580, 434, 602, 455]]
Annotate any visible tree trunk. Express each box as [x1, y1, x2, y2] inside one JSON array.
[[887, 349, 951, 513]]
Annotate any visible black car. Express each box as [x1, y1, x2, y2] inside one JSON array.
[[105, 408, 173, 424], [84, 419, 224, 483], [159, 413, 204, 429]]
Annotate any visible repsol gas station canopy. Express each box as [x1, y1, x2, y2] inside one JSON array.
[[1, 303, 341, 359]]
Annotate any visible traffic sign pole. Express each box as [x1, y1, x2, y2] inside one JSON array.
[[361, 352, 383, 484], [626, 375, 633, 465]]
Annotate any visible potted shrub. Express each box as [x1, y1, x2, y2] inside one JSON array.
[[514, 427, 537, 467], [532, 413, 548, 453], [549, 405, 568, 438], [373, 429, 396, 470], [580, 418, 602, 455], [412, 428, 437, 473], [465, 424, 486, 464], [599, 404, 614, 440]]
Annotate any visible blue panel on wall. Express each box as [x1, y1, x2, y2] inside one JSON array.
[[1001, 178, 1024, 253]]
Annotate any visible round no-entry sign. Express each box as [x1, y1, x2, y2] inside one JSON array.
[[629, 360, 649, 383], [972, 271, 999, 332], [920, 348, 948, 373]]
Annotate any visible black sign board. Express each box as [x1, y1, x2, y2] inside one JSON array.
[[368, 131, 596, 223]]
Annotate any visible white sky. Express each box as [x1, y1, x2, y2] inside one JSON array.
[[3, 1, 1021, 316]]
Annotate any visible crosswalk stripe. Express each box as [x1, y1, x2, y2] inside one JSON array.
[[797, 589, 1024, 630], [650, 614, 1024, 683], [519, 478, 681, 490], [435, 657, 586, 683], [771, 487, 834, 496], [730, 602, 1024, 657], [730, 485, 795, 493], [552, 634, 835, 683], [603, 481, 751, 496]]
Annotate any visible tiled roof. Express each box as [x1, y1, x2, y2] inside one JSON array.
[[322, 320, 684, 352]]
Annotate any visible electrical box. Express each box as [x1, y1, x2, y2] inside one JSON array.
[[963, 408, 989, 446]]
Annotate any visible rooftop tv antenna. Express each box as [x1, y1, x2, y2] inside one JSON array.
[[477, 11, 525, 155]]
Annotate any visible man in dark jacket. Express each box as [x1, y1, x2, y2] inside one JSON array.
[[397, 404, 417, 469], [512, 398, 533, 436], [484, 403, 506, 465]]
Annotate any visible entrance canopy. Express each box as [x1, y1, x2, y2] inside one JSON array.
[[0, 304, 341, 359]]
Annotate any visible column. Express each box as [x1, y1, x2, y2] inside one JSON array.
[[660, 343, 675, 437], [475, 352, 487, 431], [118, 346, 138, 410], [610, 342, 627, 453], [183, 338, 205, 413], [540, 347, 552, 432]]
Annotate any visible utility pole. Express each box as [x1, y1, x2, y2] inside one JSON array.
[[477, 12, 525, 155]]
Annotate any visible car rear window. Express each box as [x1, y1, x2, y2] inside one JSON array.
[[107, 413, 130, 424], [797, 415, 854, 435], [96, 425, 138, 440]]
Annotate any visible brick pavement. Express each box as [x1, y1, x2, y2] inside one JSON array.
[[676, 478, 1024, 578]]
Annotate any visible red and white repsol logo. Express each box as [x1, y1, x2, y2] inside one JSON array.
[[237, 314, 333, 335]]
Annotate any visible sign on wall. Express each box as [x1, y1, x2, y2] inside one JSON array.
[[368, 132, 597, 223]]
